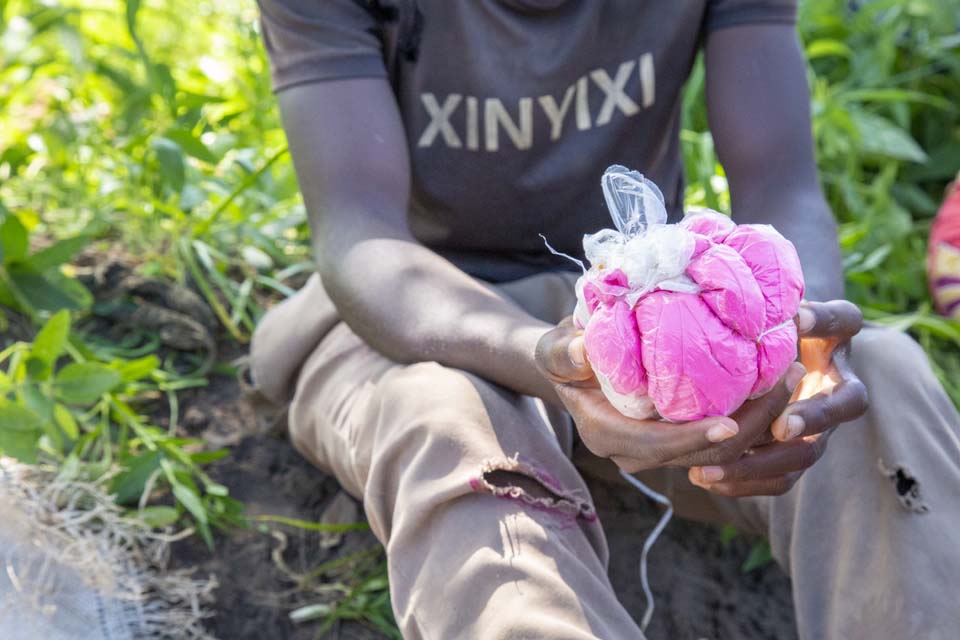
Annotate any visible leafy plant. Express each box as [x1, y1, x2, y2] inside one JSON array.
[[0, 309, 242, 547], [0, 212, 91, 320]]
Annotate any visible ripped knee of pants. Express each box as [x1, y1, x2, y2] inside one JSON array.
[[471, 455, 597, 522]]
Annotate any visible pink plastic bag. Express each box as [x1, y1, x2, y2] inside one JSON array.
[[570, 166, 804, 422]]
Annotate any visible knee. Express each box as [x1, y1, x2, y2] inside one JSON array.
[[371, 361, 496, 446], [370, 362, 563, 474], [852, 328, 929, 381]]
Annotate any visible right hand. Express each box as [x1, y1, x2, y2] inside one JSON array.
[[535, 317, 806, 474]]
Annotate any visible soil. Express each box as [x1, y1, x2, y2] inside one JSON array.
[[165, 356, 798, 640]]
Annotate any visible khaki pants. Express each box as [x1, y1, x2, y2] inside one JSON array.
[[251, 272, 960, 640]]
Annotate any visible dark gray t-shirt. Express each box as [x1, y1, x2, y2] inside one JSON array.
[[259, 0, 796, 281]]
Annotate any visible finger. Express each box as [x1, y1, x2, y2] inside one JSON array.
[[796, 300, 863, 341], [772, 376, 868, 440], [692, 472, 802, 498], [560, 386, 739, 466], [689, 436, 826, 484], [535, 322, 594, 384], [668, 361, 806, 468]]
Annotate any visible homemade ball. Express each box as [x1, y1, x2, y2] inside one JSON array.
[[573, 167, 804, 422]]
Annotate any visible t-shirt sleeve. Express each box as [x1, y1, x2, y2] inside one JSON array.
[[703, 0, 798, 32], [257, 0, 387, 92]]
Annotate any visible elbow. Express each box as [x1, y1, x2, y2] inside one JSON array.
[[313, 254, 429, 365]]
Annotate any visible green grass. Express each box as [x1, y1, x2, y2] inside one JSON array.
[[1, 0, 959, 635]]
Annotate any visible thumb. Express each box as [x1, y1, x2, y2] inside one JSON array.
[[535, 323, 594, 384]]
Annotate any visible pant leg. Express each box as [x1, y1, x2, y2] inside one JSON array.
[[766, 328, 960, 640], [262, 276, 644, 639], [611, 328, 960, 640]]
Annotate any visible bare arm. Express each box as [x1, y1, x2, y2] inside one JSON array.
[[706, 24, 844, 301], [277, 78, 556, 399]]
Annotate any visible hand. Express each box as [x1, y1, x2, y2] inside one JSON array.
[[535, 318, 804, 474], [688, 300, 870, 497]]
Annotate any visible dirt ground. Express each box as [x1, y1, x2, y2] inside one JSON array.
[[167, 361, 798, 640]]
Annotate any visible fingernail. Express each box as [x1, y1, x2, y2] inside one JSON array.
[[785, 414, 805, 440], [698, 466, 724, 483], [706, 418, 738, 443], [797, 307, 816, 332], [786, 363, 807, 393], [568, 336, 586, 368]]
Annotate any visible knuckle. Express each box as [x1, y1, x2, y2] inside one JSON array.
[[796, 442, 821, 470], [823, 309, 840, 335], [577, 422, 614, 459], [646, 445, 674, 466], [534, 333, 559, 372], [760, 394, 786, 427], [723, 463, 748, 482], [535, 327, 572, 375], [838, 300, 864, 325], [533, 334, 551, 367], [848, 380, 870, 414], [692, 445, 732, 467], [804, 400, 831, 432], [710, 444, 743, 466]]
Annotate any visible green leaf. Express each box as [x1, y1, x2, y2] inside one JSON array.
[[189, 449, 229, 464], [31, 309, 70, 365], [125, 0, 141, 36], [0, 401, 43, 463], [27, 236, 89, 271], [151, 136, 185, 192], [903, 144, 960, 182], [173, 482, 213, 547], [719, 524, 738, 547], [203, 483, 228, 497], [290, 604, 334, 624], [0, 215, 28, 264], [137, 505, 180, 528], [54, 362, 122, 404], [25, 357, 50, 380], [20, 382, 53, 421], [256, 514, 370, 533], [0, 428, 41, 462], [8, 266, 86, 312], [116, 355, 160, 382], [805, 39, 852, 59], [741, 540, 773, 573], [53, 403, 78, 440], [851, 111, 929, 163], [45, 270, 93, 309], [111, 450, 161, 505], [0, 400, 43, 431], [165, 129, 218, 164], [841, 88, 955, 111], [892, 183, 938, 217]]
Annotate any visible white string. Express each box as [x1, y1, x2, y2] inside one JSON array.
[[618, 469, 674, 632], [539, 234, 585, 272]]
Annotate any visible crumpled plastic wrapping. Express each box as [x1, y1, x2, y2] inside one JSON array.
[[568, 166, 805, 422]]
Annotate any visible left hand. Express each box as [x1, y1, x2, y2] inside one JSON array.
[[687, 299, 870, 497]]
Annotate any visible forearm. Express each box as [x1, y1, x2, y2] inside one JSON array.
[[319, 230, 556, 400], [733, 187, 844, 301], [705, 25, 845, 302]]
